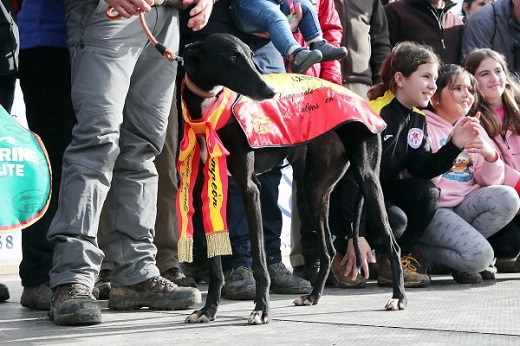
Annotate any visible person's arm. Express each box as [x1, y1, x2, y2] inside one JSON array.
[[409, 116, 480, 178], [316, 0, 342, 84], [369, 0, 391, 84], [461, 5, 495, 60]]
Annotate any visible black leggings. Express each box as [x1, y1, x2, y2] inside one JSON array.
[[487, 215, 520, 259]]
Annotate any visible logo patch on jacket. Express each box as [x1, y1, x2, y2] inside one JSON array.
[[407, 128, 424, 149]]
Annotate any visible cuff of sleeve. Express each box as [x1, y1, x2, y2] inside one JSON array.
[[515, 180, 520, 196], [486, 151, 499, 163]]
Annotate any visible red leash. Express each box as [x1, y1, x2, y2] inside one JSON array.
[[106, 6, 182, 63]]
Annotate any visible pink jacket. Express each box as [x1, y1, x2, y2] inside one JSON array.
[[424, 110, 505, 207], [492, 128, 520, 193], [289, 0, 343, 84]]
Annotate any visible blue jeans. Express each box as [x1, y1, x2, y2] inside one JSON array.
[[230, 0, 322, 57]]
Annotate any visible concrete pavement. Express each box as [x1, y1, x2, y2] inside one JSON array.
[[2, 271, 520, 346]]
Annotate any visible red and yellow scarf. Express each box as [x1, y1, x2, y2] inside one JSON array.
[[177, 84, 236, 263]]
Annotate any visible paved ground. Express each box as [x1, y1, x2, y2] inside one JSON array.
[[2, 271, 520, 346]]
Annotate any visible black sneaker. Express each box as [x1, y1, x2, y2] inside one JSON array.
[[94, 269, 112, 300], [21, 283, 51, 310], [49, 283, 101, 326], [268, 262, 312, 294], [452, 271, 483, 284], [0, 283, 9, 302], [309, 40, 348, 62], [479, 262, 497, 281], [290, 48, 323, 74], [294, 257, 335, 286], [108, 275, 201, 310], [222, 266, 256, 300], [161, 267, 197, 288], [181, 261, 210, 284]]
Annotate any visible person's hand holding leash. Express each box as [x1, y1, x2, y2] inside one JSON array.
[[341, 237, 375, 280], [105, 0, 153, 18]]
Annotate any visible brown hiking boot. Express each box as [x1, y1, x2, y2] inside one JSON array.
[[161, 267, 197, 288], [108, 275, 201, 310], [377, 253, 430, 288], [49, 283, 101, 326], [21, 283, 52, 310], [330, 254, 366, 288]]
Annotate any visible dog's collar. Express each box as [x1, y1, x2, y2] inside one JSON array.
[[184, 75, 223, 98]]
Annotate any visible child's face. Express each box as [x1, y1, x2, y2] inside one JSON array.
[[435, 74, 475, 124], [474, 57, 506, 106], [395, 63, 438, 109]]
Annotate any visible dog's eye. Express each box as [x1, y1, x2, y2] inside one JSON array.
[[229, 55, 238, 62]]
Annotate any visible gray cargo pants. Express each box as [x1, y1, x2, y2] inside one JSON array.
[[48, 0, 180, 289]]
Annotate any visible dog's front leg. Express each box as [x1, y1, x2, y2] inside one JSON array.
[[185, 256, 224, 323], [239, 174, 270, 325]]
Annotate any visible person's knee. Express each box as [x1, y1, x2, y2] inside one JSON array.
[[387, 205, 407, 240]]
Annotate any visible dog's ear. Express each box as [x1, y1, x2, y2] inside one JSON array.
[[183, 41, 204, 75]]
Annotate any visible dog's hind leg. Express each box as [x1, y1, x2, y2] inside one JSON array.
[[294, 133, 348, 306], [343, 129, 406, 310], [185, 256, 224, 322]]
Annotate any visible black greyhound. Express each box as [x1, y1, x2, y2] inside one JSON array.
[[181, 33, 406, 325]]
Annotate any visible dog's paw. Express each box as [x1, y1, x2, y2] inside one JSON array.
[[385, 298, 406, 311], [247, 310, 269, 325], [185, 310, 214, 323], [293, 295, 317, 306]]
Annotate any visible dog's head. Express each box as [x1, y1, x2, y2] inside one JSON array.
[[183, 33, 276, 101]]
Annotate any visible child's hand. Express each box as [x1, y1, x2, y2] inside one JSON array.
[[465, 136, 498, 162], [450, 115, 481, 149]]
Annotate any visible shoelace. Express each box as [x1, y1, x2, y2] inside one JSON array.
[[65, 285, 92, 299], [401, 255, 421, 273]]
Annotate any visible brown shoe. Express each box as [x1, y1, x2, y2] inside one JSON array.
[[161, 267, 197, 288], [49, 283, 101, 326], [330, 254, 366, 288], [108, 275, 201, 310], [377, 253, 430, 288], [21, 283, 51, 310]]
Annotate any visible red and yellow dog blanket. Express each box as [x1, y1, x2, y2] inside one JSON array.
[[177, 74, 386, 262]]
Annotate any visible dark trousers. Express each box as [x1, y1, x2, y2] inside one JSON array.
[[0, 73, 16, 113], [222, 167, 283, 270], [488, 215, 520, 259], [328, 176, 438, 257], [18, 47, 75, 287]]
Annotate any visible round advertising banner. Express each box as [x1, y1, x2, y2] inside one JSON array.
[[0, 106, 51, 233]]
